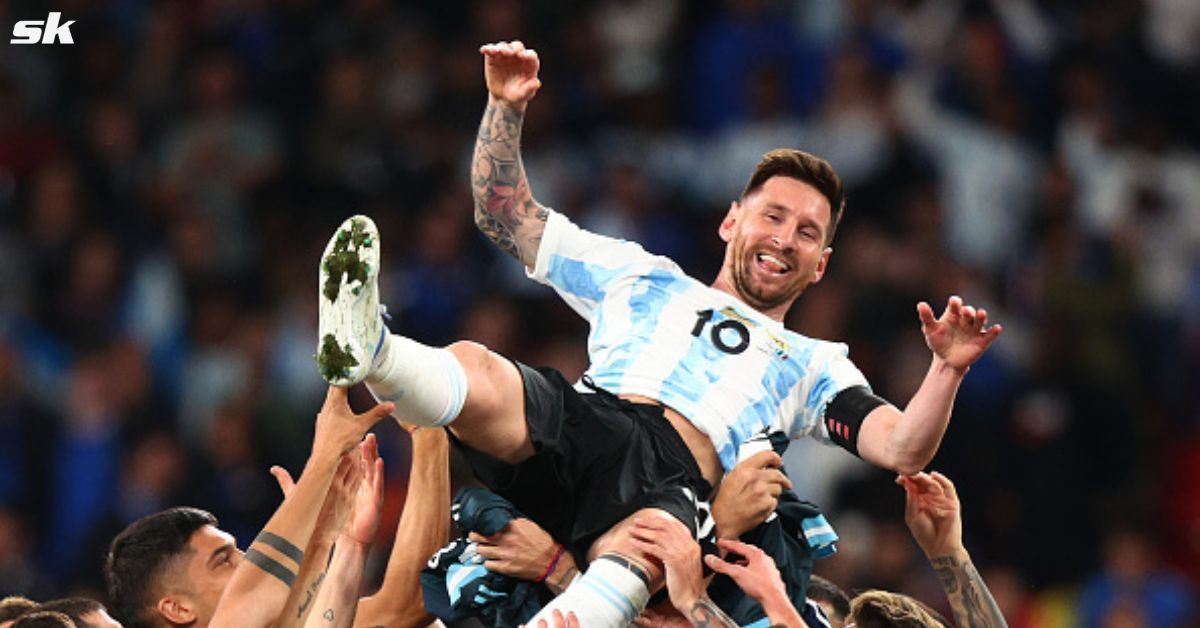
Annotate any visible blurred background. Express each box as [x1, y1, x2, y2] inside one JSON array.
[[1, 0, 1198, 625]]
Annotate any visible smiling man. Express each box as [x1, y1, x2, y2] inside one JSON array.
[[315, 41, 1001, 628]]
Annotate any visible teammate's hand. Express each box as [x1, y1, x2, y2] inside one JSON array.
[[916, 296, 1002, 373], [528, 610, 578, 628], [712, 450, 791, 539], [342, 434, 385, 546], [897, 471, 965, 560], [703, 539, 788, 610], [269, 465, 296, 498], [628, 514, 706, 615], [480, 40, 541, 106], [310, 386, 393, 463], [312, 449, 361, 543], [633, 601, 691, 628], [471, 518, 562, 581]]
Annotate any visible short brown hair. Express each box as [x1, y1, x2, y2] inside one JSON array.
[[848, 590, 951, 628], [0, 596, 39, 622], [37, 599, 105, 628], [742, 149, 846, 245], [12, 611, 75, 628]]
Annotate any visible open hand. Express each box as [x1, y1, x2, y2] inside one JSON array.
[[628, 514, 706, 615], [480, 40, 541, 106], [917, 296, 1002, 373], [311, 386, 393, 463], [897, 471, 964, 560], [343, 434, 385, 545]]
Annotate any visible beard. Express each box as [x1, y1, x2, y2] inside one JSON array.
[[730, 251, 809, 310]]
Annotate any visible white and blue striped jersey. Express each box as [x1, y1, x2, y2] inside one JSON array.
[[528, 211, 871, 471]]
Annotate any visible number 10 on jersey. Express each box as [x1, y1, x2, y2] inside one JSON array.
[[690, 309, 750, 355]]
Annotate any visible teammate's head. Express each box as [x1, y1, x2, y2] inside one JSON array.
[[846, 590, 950, 628], [0, 596, 40, 627], [37, 599, 121, 628], [717, 149, 845, 315], [807, 575, 851, 627], [105, 507, 241, 628], [11, 612, 73, 628]]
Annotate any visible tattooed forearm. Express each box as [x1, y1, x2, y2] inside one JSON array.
[[296, 571, 326, 618], [931, 556, 1008, 628], [547, 565, 579, 595], [471, 99, 548, 266], [687, 597, 739, 628]]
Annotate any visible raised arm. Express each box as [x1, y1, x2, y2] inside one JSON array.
[[899, 472, 1007, 628], [210, 387, 392, 628], [472, 40, 550, 269], [305, 438, 385, 628], [857, 296, 1002, 474], [353, 426, 451, 628]]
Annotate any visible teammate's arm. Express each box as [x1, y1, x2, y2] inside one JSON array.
[[209, 387, 392, 628], [855, 296, 1001, 474], [899, 472, 1008, 628], [472, 40, 550, 269], [304, 443, 384, 628], [354, 427, 451, 628]]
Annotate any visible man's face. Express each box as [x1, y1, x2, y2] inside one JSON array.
[[719, 176, 833, 311], [165, 525, 241, 626]]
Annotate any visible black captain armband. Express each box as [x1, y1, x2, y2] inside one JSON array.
[[824, 386, 887, 457]]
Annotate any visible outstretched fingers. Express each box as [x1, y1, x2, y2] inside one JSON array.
[[917, 301, 937, 327]]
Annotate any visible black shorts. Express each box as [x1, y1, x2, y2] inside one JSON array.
[[449, 362, 712, 560]]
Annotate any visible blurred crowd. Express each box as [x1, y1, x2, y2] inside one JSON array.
[[1, 0, 1198, 625]]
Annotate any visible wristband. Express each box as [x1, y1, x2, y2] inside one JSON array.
[[535, 545, 565, 583]]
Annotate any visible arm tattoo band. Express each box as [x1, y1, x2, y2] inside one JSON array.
[[246, 548, 297, 587], [255, 531, 304, 564]]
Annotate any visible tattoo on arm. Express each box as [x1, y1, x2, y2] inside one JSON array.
[[547, 565, 579, 595], [687, 598, 738, 628], [931, 556, 1008, 628], [245, 548, 298, 587], [471, 100, 548, 266], [296, 571, 326, 618]]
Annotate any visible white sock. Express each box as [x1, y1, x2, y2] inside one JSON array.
[[526, 556, 651, 627], [365, 333, 468, 427]]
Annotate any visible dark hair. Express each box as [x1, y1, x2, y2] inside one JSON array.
[[807, 575, 851, 622], [105, 507, 217, 628], [849, 590, 951, 628], [741, 149, 846, 245], [36, 599, 105, 628], [0, 596, 39, 622], [11, 611, 75, 628]]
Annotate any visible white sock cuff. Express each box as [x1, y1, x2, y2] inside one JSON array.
[[577, 557, 652, 625], [366, 334, 469, 428], [434, 348, 468, 427]]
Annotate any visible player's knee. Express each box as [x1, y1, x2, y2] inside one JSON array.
[[446, 340, 492, 372]]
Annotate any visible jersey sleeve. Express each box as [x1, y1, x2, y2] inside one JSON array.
[[789, 343, 872, 445], [527, 209, 680, 320]]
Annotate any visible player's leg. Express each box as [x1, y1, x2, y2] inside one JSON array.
[[316, 215, 533, 463]]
